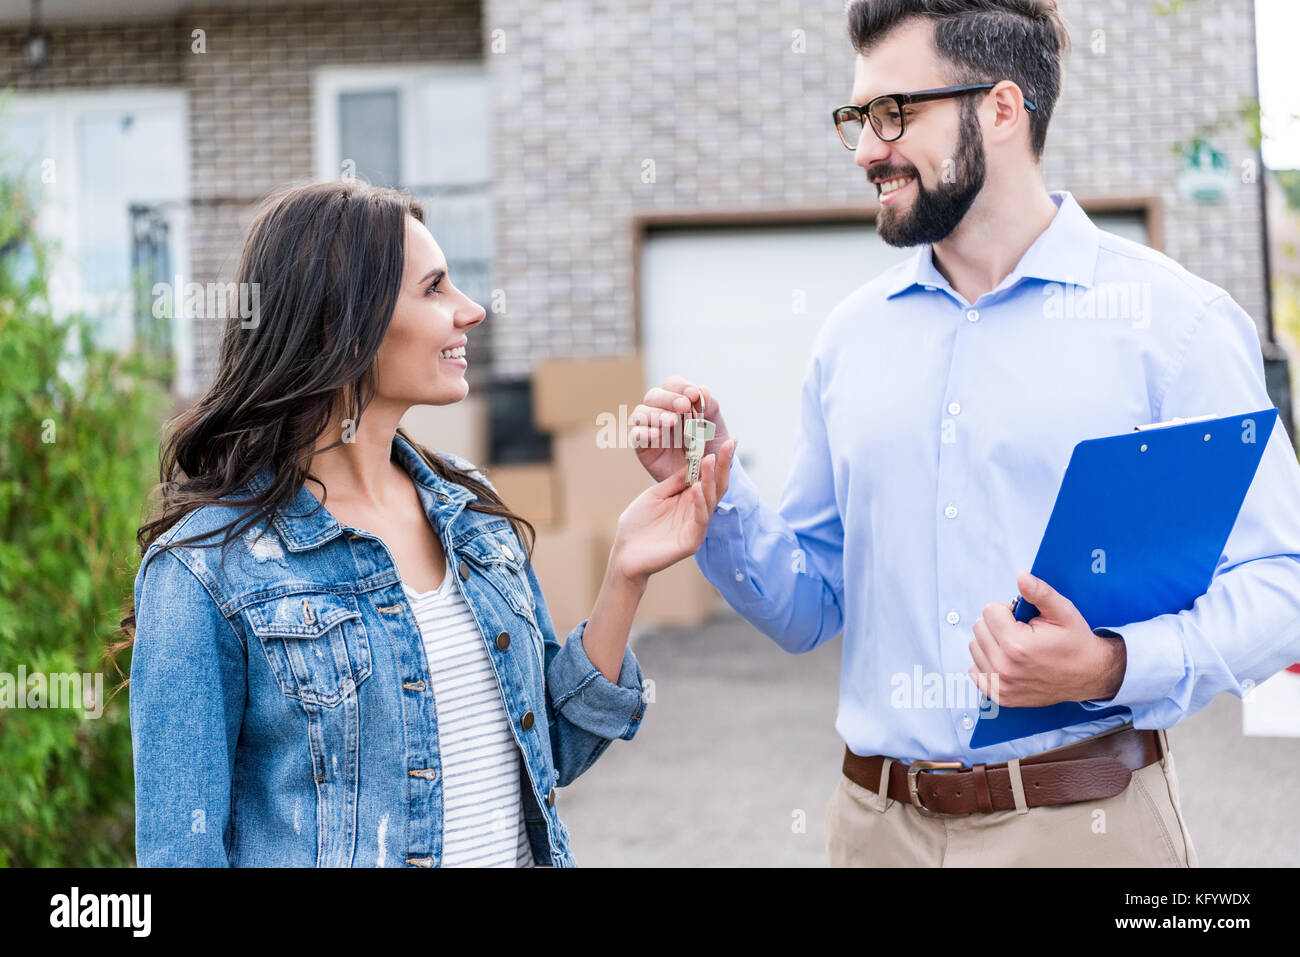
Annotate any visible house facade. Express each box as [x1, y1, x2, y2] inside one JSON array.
[[1, 0, 1285, 483]]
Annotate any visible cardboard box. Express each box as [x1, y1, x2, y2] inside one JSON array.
[[531, 354, 645, 432], [585, 527, 721, 629], [529, 525, 607, 636], [483, 463, 559, 528], [531, 524, 720, 635], [636, 554, 721, 628], [399, 395, 489, 467], [552, 424, 654, 527]]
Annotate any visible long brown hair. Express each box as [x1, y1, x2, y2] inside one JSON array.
[[108, 179, 533, 685]]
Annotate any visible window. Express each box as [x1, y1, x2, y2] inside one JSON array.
[[314, 65, 493, 313], [0, 90, 192, 393]]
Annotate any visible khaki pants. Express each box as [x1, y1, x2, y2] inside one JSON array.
[[825, 729, 1198, 867]]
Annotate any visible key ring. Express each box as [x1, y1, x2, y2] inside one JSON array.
[[679, 393, 703, 445]]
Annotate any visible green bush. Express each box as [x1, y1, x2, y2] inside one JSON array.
[[0, 173, 172, 866]]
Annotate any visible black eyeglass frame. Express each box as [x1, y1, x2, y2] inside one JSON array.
[[832, 83, 1037, 149]]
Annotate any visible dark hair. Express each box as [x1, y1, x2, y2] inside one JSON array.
[[847, 0, 1070, 158], [107, 179, 533, 688]]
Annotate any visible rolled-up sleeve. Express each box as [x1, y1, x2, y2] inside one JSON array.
[[547, 617, 646, 740], [520, 552, 648, 787]]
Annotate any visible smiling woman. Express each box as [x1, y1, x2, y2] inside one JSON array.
[[113, 178, 737, 867]]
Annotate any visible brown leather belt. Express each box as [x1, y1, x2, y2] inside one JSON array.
[[842, 724, 1163, 815]]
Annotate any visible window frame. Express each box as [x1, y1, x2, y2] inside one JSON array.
[[312, 62, 490, 187], [0, 87, 193, 395]]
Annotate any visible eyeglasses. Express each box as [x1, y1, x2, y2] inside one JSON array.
[[832, 83, 1037, 150]]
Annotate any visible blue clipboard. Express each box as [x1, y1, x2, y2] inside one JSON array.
[[968, 408, 1278, 749]]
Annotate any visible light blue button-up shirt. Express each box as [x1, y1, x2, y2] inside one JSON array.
[[696, 190, 1300, 766]]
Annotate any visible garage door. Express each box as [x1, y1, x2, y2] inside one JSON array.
[[641, 212, 1148, 507]]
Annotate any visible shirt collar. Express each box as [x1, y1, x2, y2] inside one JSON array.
[[884, 190, 1100, 299], [242, 431, 476, 552]]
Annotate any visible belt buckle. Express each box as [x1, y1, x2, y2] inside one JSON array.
[[906, 760, 964, 815]]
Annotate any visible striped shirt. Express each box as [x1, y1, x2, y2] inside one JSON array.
[[403, 558, 535, 868]]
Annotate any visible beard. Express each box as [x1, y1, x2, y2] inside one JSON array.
[[874, 102, 986, 247]]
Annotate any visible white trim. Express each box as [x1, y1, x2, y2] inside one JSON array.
[[312, 63, 487, 185]]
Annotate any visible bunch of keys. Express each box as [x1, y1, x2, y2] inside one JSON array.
[[682, 394, 716, 486]]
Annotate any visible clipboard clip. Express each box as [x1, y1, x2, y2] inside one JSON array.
[[1133, 413, 1217, 432], [1009, 594, 1038, 622]]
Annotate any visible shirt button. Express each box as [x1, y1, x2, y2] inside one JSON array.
[[734, 570, 744, 582], [521, 711, 535, 731], [458, 560, 470, 580], [495, 631, 510, 651], [961, 714, 974, 730], [966, 309, 979, 322], [947, 402, 961, 415], [944, 505, 958, 519], [947, 610, 960, 625]]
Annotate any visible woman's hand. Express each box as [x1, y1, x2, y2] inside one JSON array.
[[608, 437, 739, 584], [579, 438, 737, 684]]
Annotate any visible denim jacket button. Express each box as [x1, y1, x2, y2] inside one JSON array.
[[458, 560, 471, 580], [495, 631, 510, 651], [409, 768, 437, 781], [520, 710, 535, 731], [546, 788, 555, 807]]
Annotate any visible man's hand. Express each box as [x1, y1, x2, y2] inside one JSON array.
[[630, 377, 734, 484], [967, 571, 1127, 708]]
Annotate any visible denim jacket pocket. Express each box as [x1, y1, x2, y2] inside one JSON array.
[[244, 590, 372, 708]]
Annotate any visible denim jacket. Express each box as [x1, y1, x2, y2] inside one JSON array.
[[129, 432, 649, 867]]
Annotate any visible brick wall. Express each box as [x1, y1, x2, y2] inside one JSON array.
[[0, 19, 184, 89], [483, 0, 1269, 377], [1049, 0, 1266, 323], [182, 1, 482, 389], [1, 0, 1270, 392], [3, 2, 481, 393]]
